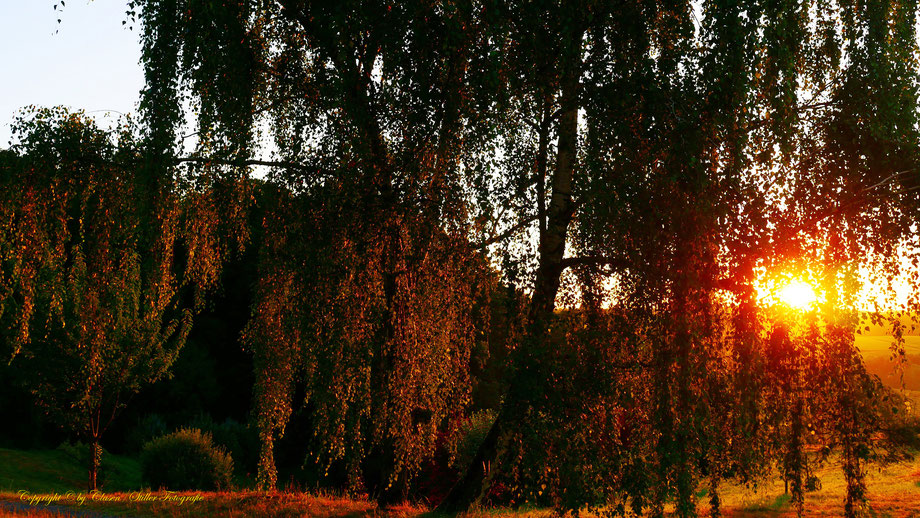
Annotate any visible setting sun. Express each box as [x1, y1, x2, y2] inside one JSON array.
[[778, 280, 818, 309]]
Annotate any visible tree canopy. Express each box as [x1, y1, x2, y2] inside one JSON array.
[[5, 0, 920, 515], [0, 106, 245, 488]]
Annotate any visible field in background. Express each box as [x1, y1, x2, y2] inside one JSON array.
[[699, 453, 920, 517], [855, 314, 920, 402]]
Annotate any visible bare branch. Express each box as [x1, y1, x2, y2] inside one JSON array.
[[173, 156, 326, 176], [559, 254, 629, 270], [474, 215, 539, 250], [795, 167, 920, 231]]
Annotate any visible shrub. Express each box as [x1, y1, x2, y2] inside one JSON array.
[[805, 474, 822, 492], [140, 428, 233, 490], [451, 410, 497, 474]]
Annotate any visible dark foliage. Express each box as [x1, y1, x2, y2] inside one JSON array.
[[140, 428, 234, 491]]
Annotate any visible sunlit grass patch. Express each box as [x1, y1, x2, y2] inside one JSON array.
[[695, 453, 920, 517], [740, 492, 790, 513]]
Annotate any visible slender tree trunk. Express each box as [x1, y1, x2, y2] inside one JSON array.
[[788, 398, 805, 516], [366, 229, 406, 507], [437, 24, 584, 513], [669, 237, 698, 517], [842, 427, 866, 518], [651, 340, 674, 518], [672, 297, 695, 517], [88, 436, 101, 491], [535, 96, 551, 240]]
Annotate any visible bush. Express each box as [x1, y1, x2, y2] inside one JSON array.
[[805, 474, 822, 492], [140, 428, 233, 490], [451, 410, 496, 474]]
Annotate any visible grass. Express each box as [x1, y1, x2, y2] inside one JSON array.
[[694, 454, 920, 517], [0, 447, 140, 494], [1, 454, 920, 517], [0, 491, 420, 518], [735, 493, 791, 514]]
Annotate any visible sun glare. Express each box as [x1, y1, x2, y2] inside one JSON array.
[[777, 280, 818, 309]]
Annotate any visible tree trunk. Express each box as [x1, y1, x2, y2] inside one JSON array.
[[256, 434, 277, 490], [672, 291, 695, 517], [437, 23, 583, 513], [88, 437, 102, 491], [709, 474, 721, 518], [375, 460, 410, 508]]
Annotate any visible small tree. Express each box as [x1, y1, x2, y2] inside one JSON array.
[[0, 107, 232, 489]]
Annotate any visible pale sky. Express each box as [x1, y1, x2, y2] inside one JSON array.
[[0, 0, 144, 147]]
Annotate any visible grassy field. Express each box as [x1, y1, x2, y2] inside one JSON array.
[[1, 448, 920, 517], [855, 335, 920, 356], [698, 454, 920, 517], [856, 332, 920, 396], [0, 447, 141, 495]]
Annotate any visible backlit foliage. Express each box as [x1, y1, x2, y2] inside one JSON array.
[[442, 0, 920, 515], [125, 0, 920, 515]]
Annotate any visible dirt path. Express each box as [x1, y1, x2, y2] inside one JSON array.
[[0, 500, 127, 518]]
